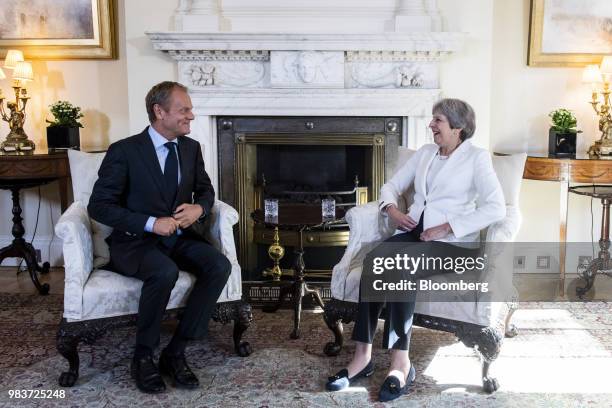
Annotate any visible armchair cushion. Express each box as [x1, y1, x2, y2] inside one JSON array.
[[67, 150, 112, 268], [78, 269, 196, 321], [492, 153, 527, 207]]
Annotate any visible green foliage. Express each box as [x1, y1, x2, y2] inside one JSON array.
[[47, 100, 84, 128], [549, 108, 580, 133]]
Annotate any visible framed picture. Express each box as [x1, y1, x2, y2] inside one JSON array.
[[0, 0, 116, 59], [528, 0, 612, 67]]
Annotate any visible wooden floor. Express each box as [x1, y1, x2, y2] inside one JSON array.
[[0, 266, 65, 295]]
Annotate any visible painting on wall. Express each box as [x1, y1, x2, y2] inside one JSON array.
[[0, 0, 116, 59], [528, 0, 612, 67]]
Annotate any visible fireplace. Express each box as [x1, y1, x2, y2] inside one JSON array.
[[217, 116, 401, 280]]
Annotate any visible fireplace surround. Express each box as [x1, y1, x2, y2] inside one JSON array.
[[217, 116, 401, 279]]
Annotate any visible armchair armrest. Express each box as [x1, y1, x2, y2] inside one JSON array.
[[206, 199, 242, 301], [332, 202, 397, 298], [206, 199, 239, 257], [54, 201, 94, 320], [485, 205, 522, 243]]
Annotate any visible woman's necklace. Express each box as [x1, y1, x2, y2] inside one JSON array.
[[439, 141, 462, 158]]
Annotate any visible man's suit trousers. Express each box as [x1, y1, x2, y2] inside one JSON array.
[[127, 236, 231, 350]]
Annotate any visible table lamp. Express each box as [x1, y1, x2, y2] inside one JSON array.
[[585, 56, 612, 157], [0, 50, 36, 152]]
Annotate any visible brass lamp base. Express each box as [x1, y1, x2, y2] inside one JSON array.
[[588, 139, 612, 158], [1, 131, 35, 152]]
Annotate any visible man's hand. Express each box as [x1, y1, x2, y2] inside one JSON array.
[[420, 222, 452, 242], [173, 203, 204, 229], [387, 205, 418, 232], [153, 217, 180, 236]]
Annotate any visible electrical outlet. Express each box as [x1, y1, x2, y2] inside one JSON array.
[[35, 249, 41, 263], [578, 256, 592, 266], [536, 255, 550, 269], [513, 255, 526, 269]]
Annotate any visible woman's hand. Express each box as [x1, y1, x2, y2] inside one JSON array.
[[386, 205, 418, 231], [420, 222, 452, 241]]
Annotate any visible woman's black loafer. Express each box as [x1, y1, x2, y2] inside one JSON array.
[[325, 361, 375, 391], [378, 365, 416, 402]]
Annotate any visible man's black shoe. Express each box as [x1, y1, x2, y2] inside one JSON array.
[[159, 350, 200, 389], [130, 355, 166, 394]]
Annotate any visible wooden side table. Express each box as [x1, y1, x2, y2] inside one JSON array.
[[522, 154, 612, 296], [252, 204, 346, 339], [0, 149, 70, 295]]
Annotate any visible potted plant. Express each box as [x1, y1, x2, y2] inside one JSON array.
[[46, 100, 84, 150], [548, 108, 580, 157]]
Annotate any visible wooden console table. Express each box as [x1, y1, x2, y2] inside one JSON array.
[[523, 154, 612, 295], [0, 149, 70, 294]]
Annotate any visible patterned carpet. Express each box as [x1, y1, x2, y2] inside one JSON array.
[[0, 293, 612, 407]]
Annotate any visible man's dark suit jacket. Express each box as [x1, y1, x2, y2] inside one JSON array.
[[88, 127, 215, 276]]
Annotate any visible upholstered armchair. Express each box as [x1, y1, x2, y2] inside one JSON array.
[[323, 148, 526, 393], [55, 150, 252, 387]]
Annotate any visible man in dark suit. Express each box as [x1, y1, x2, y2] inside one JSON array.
[[88, 81, 231, 394]]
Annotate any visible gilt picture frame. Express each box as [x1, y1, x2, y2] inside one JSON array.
[[528, 0, 612, 67], [0, 0, 116, 60]]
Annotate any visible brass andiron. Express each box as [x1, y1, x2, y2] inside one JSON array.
[[584, 58, 612, 157], [263, 227, 284, 281]]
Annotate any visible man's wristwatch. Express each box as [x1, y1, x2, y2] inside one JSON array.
[[197, 204, 206, 223]]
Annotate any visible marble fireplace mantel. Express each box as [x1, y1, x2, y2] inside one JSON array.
[[146, 30, 464, 189]]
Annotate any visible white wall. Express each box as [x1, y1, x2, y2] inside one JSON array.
[[124, 0, 176, 134], [438, 0, 494, 151], [491, 0, 602, 248]]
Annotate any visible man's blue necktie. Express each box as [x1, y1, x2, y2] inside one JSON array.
[[164, 142, 178, 206]]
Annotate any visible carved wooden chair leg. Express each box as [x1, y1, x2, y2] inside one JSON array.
[[212, 300, 253, 357], [233, 301, 253, 357], [504, 305, 519, 338], [456, 325, 503, 393], [481, 359, 499, 393], [56, 320, 81, 387], [475, 328, 502, 393], [323, 300, 347, 356]]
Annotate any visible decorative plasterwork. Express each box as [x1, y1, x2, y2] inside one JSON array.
[[346, 50, 449, 62], [270, 51, 344, 88], [183, 61, 268, 88], [349, 62, 438, 89], [168, 50, 269, 61]]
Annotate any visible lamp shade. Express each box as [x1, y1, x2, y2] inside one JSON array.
[[600, 56, 612, 75], [582, 64, 603, 83], [4, 50, 24, 70], [13, 61, 33, 82], [0, 67, 5, 80]]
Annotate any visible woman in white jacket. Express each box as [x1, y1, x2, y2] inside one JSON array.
[[326, 99, 505, 402]]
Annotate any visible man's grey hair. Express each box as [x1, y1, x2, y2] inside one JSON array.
[[145, 81, 188, 123], [432, 98, 476, 141]]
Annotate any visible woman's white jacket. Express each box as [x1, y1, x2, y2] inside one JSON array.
[[379, 140, 505, 243]]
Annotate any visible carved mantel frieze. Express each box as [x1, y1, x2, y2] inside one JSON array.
[[148, 32, 463, 92]]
